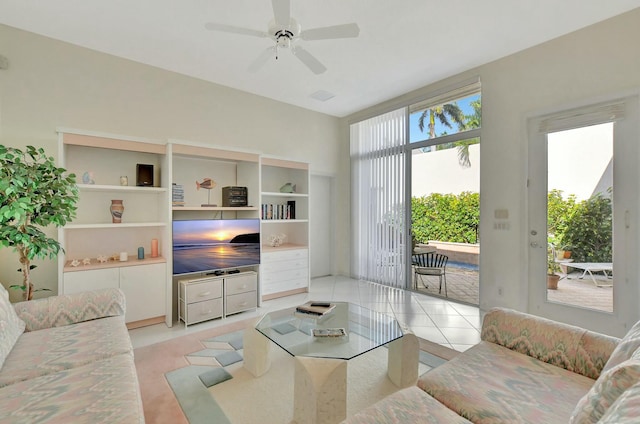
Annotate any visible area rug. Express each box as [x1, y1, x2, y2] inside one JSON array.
[[134, 319, 458, 424]]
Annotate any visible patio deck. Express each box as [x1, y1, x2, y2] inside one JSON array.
[[412, 267, 613, 313]]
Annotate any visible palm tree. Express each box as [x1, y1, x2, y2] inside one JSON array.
[[417, 98, 481, 167], [454, 99, 481, 167], [418, 104, 466, 139]]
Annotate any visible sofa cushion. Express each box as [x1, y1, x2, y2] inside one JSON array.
[[342, 386, 472, 424], [418, 341, 595, 423], [570, 350, 640, 423], [597, 381, 640, 423], [13, 288, 126, 331], [0, 284, 25, 370], [481, 307, 618, 379], [601, 319, 640, 374], [0, 315, 132, 388], [0, 353, 144, 424]]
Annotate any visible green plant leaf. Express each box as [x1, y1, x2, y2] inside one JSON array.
[[1, 144, 78, 299]]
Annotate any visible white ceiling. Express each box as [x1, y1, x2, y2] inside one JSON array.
[[2, 1, 640, 117]]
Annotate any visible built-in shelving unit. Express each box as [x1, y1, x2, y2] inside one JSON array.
[[169, 141, 260, 217], [168, 140, 262, 322], [260, 157, 310, 300], [56, 130, 312, 328], [57, 128, 170, 329]]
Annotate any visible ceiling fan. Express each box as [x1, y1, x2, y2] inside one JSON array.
[[204, 0, 360, 74]]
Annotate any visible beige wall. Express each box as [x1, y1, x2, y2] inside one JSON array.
[[342, 8, 640, 335], [0, 24, 343, 301]]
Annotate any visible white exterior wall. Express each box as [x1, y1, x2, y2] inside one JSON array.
[[412, 144, 480, 196]]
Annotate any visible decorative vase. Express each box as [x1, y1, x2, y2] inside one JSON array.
[[110, 200, 124, 223], [151, 238, 159, 258]]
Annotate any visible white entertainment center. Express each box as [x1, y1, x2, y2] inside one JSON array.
[[56, 128, 310, 329]]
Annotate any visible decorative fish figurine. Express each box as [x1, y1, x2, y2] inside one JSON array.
[[196, 178, 216, 190], [279, 182, 297, 193]]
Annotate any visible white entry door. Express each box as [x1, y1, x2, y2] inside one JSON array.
[[527, 96, 639, 337]]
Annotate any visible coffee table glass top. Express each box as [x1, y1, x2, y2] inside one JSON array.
[[255, 302, 403, 360]]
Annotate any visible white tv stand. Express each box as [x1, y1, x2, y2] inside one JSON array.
[[178, 270, 257, 327]]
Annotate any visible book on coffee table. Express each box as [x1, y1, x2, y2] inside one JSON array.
[[295, 301, 336, 317], [312, 328, 346, 338]]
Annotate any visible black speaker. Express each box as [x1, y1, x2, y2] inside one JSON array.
[[136, 164, 154, 187], [222, 186, 248, 206]]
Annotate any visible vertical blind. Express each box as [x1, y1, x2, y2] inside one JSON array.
[[350, 108, 406, 288]]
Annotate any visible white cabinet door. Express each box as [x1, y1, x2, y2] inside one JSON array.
[[119, 263, 166, 323], [63, 268, 119, 294]]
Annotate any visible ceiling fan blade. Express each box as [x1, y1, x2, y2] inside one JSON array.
[[272, 0, 291, 27], [248, 47, 276, 73], [204, 22, 267, 38], [292, 46, 327, 75], [301, 23, 360, 41]]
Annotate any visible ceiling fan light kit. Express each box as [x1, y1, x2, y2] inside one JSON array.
[[205, 0, 359, 74]]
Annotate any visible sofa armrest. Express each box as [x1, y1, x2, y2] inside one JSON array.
[[12, 288, 126, 332], [481, 307, 620, 379]]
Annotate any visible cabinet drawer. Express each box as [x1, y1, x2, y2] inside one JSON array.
[[186, 298, 223, 324], [261, 257, 308, 273], [225, 273, 257, 295], [262, 278, 308, 295], [226, 291, 257, 315], [261, 267, 308, 284], [183, 279, 222, 303], [262, 248, 308, 263]]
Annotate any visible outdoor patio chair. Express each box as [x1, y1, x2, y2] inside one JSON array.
[[412, 252, 449, 297]]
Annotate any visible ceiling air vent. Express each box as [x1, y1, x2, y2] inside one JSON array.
[[310, 90, 335, 102]]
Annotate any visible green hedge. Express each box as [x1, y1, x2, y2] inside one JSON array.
[[411, 192, 479, 244], [549, 190, 612, 263], [411, 189, 612, 262]]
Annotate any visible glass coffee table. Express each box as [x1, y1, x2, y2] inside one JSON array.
[[243, 302, 419, 423]]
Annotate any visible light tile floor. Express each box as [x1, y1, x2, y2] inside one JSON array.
[[129, 275, 483, 352]]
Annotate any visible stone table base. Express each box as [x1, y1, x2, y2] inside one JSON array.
[[293, 357, 347, 424]]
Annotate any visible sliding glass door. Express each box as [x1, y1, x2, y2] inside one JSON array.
[[350, 108, 407, 288], [350, 80, 481, 296]]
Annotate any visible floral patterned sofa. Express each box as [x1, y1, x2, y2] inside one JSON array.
[[346, 307, 640, 423], [0, 285, 144, 423]]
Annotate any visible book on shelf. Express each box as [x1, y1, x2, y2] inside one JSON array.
[[172, 184, 185, 204], [295, 301, 335, 317], [261, 202, 297, 220]]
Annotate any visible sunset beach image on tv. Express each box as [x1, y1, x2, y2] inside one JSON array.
[[172, 219, 260, 275]]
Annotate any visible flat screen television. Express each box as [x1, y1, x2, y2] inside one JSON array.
[[172, 219, 260, 276]]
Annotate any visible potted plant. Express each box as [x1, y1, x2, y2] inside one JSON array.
[[0, 145, 78, 300], [547, 241, 561, 290]]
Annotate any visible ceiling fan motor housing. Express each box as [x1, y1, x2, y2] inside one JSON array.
[[270, 18, 300, 49]]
